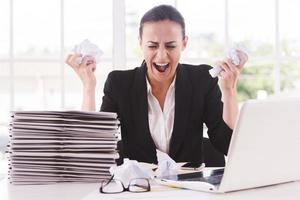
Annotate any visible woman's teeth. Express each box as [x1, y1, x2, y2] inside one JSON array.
[[153, 63, 169, 72]]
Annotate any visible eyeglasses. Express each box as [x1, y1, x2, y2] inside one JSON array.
[[99, 175, 151, 194]]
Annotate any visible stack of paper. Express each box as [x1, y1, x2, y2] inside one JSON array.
[[8, 111, 119, 185]]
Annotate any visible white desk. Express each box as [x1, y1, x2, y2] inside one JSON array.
[[1, 176, 300, 200]]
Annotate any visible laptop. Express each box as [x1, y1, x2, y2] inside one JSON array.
[[156, 97, 300, 193]]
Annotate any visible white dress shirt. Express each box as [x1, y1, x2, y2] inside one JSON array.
[[146, 76, 176, 154]]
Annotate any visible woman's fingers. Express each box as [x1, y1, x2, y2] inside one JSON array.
[[91, 64, 96, 72], [224, 58, 240, 77], [216, 60, 239, 89], [65, 53, 82, 68], [65, 54, 96, 72], [81, 56, 95, 65], [216, 61, 230, 76], [219, 70, 226, 79], [236, 50, 248, 69], [65, 54, 72, 65], [81, 56, 96, 72]]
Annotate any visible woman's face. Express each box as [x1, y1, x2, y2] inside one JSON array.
[[140, 20, 187, 84]]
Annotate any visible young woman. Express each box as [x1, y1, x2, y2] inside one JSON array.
[[65, 5, 248, 165]]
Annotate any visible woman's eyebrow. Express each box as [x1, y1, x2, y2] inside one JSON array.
[[147, 41, 159, 45], [146, 41, 177, 45], [165, 41, 176, 45]]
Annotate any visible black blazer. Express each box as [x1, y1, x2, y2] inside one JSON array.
[[100, 62, 232, 164]]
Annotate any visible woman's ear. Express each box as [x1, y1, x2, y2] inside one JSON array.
[[182, 36, 188, 50]]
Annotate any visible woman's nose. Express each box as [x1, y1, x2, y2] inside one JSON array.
[[156, 47, 168, 60]]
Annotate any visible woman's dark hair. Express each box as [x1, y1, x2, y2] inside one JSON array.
[[139, 5, 185, 39]]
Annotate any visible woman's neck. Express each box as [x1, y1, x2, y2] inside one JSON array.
[[147, 75, 174, 93], [147, 74, 175, 111]]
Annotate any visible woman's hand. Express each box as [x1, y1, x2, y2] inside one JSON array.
[[217, 50, 248, 92], [65, 53, 97, 90]]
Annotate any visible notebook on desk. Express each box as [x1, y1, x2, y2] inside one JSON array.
[[157, 97, 300, 193]]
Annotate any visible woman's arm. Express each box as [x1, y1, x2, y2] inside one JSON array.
[[222, 89, 238, 129], [217, 50, 248, 129], [65, 53, 97, 111], [81, 87, 96, 111]]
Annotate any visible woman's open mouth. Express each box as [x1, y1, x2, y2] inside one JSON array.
[[153, 62, 170, 73]]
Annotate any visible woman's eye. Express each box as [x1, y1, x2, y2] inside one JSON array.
[[148, 46, 157, 49], [166, 46, 176, 49]]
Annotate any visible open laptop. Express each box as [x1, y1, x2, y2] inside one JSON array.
[[157, 97, 300, 193]]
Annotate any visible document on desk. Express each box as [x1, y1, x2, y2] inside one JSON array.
[[8, 111, 120, 185]]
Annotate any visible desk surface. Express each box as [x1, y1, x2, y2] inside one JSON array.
[[1, 176, 300, 200]]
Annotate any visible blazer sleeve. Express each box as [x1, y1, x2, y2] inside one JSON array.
[[100, 72, 118, 113], [203, 77, 233, 155], [100, 72, 125, 165]]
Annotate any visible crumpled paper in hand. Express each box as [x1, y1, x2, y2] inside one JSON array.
[[226, 48, 240, 66], [72, 39, 103, 64], [209, 44, 248, 78], [109, 158, 154, 187]]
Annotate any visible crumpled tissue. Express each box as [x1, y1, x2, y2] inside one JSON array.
[[155, 149, 180, 177], [109, 158, 154, 187], [109, 150, 183, 185], [209, 45, 248, 78], [72, 39, 103, 64]]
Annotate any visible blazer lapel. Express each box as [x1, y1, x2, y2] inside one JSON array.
[[169, 64, 193, 159], [130, 62, 157, 161]]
